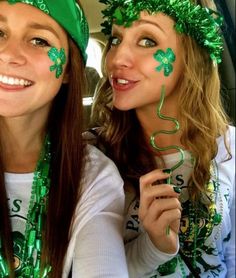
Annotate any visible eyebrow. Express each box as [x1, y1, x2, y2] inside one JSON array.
[[136, 19, 165, 33], [28, 23, 60, 40], [0, 15, 61, 40], [0, 14, 7, 22], [113, 18, 166, 35]]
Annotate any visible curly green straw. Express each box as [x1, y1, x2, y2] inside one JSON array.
[[150, 85, 185, 172], [150, 85, 185, 235]]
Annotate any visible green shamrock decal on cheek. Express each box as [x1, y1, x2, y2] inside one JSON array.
[[154, 48, 176, 77], [48, 47, 66, 79]]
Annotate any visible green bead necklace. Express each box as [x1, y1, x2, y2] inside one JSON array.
[[0, 135, 52, 278], [157, 160, 223, 277], [178, 159, 222, 277]]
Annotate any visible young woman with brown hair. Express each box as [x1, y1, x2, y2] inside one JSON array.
[[0, 1, 128, 277]]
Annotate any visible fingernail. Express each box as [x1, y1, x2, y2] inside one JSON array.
[[173, 186, 181, 194], [163, 169, 171, 174]]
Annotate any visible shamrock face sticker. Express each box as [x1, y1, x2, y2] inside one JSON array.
[[48, 47, 66, 79], [154, 48, 176, 77]]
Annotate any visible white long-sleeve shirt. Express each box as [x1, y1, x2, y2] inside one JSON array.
[[6, 144, 129, 278], [124, 126, 235, 278]]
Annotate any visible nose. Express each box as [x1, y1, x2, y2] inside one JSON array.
[[107, 42, 134, 69], [0, 39, 27, 67]]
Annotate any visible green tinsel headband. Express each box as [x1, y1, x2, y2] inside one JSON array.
[[99, 0, 224, 64], [7, 0, 89, 63]]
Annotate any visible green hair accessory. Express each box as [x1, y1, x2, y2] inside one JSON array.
[[99, 0, 224, 64], [7, 0, 89, 63]]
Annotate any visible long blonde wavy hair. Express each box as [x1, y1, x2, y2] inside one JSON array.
[[91, 0, 231, 201]]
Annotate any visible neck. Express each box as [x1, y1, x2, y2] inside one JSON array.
[[0, 116, 47, 173]]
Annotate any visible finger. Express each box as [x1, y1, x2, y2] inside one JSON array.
[[139, 184, 181, 220], [140, 184, 181, 206], [139, 169, 171, 192], [141, 197, 182, 224], [144, 208, 182, 238], [157, 209, 182, 233]]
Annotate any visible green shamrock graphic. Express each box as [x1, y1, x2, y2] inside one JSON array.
[[154, 48, 176, 77], [48, 47, 66, 79]]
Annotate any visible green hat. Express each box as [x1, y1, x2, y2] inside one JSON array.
[[8, 0, 89, 63]]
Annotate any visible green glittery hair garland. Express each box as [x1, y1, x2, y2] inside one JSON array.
[[99, 0, 224, 64], [7, 0, 89, 63]]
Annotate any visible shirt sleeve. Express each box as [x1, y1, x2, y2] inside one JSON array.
[[125, 232, 179, 278], [226, 176, 235, 278], [72, 199, 129, 277], [62, 145, 128, 277], [225, 126, 235, 277], [218, 125, 235, 277]]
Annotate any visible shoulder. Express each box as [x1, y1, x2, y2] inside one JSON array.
[[216, 126, 235, 198], [83, 127, 107, 154], [84, 143, 116, 173], [216, 125, 235, 160], [81, 143, 124, 199]]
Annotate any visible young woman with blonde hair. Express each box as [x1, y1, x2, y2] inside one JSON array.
[[90, 0, 235, 276]]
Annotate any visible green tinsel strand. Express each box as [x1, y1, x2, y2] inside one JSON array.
[[100, 0, 224, 64]]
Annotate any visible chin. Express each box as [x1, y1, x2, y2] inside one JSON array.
[[113, 101, 134, 111]]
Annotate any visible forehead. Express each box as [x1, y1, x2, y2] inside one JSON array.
[[140, 11, 175, 28], [0, 1, 69, 47], [0, 1, 66, 34], [112, 11, 176, 35], [0, 1, 49, 21]]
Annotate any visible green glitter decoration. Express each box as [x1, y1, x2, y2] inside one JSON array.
[[154, 48, 176, 77], [99, 0, 224, 64], [48, 47, 66, 79]]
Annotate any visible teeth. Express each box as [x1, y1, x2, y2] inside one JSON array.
[[0, 74, 32, 86], [117, 79, 129, 84]]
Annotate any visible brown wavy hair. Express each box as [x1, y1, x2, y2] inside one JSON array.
[[91, 0, 231, 200], [0, 1, 87, 276]]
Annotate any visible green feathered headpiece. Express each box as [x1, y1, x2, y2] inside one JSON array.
[[99, 0, 224, 64]]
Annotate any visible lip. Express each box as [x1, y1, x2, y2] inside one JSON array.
[[111, 77, 139, 92], [0, 73, 33, 91], [0, 83, 31, 91]]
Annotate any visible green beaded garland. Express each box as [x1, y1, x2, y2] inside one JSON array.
[[0, 135, 52, 277]]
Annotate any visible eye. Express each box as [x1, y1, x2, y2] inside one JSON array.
[[31, 37, 51, 47], [138, 38, 157, 48], [0, 29, 6, 39], [109, 36, 121, 47]]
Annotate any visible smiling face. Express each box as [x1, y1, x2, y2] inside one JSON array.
[[0, 1, 69, 118], [106, 11, 184, 114]]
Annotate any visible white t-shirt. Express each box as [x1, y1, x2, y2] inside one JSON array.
[[124, 126, 235, 278], [6, 144, 129, 278]]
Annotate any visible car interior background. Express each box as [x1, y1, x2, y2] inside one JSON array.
[[81, 0, 235, 130]]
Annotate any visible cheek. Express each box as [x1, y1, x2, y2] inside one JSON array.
[[27, 51, 52, 75], [37, 60, 52, 76], [33, 49, 68, 81]]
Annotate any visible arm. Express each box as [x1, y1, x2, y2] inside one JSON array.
[[219, 125, 235, 277], [65, 145, 128, 277], [125, 231, 179, 278], [226, 180, 235, 278], [125, 169, 181, 278], [72, 199, 128, 277]]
